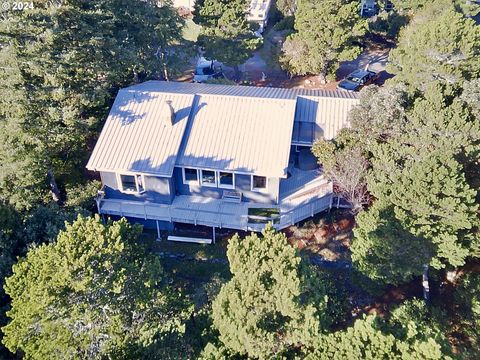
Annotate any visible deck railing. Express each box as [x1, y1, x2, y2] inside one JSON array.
[[96, 183, 336, 231]]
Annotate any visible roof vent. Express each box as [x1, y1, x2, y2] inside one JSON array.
[[161, 100, 175, 126]]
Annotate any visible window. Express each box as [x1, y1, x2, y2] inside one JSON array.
[[251, 175, 267, 191], [136, 174, 145, 192], [119, 174, 145, 193], [218, 171, 234, 189], [201, 170, 216, 187], [182, 168, 199, 184]]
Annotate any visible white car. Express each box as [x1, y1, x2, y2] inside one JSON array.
[[193, 58, 224, 83]]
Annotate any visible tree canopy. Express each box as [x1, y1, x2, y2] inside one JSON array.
[[388, 3, 480, 90], [305, 314, 452, 360], [194, 0, 261, 72], [2, 216, 190, 359], [0, 0, 185, 209], [281, 0, 367, 81], [210, 225, 342, 359]]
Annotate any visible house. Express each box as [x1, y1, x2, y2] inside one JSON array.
[[172, 0, 272, 33], [86, 81, 358, 238]]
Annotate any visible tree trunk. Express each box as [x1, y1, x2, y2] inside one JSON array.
[[47, 169, 62, 204], [422, 264, 430, 303], [233, 65, 242, 82]]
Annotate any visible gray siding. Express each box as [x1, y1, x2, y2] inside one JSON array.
[[173, 167, 279, 204], [101, 171, 174, 204]]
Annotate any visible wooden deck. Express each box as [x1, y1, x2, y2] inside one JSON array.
[[98, 179, 334, 232]]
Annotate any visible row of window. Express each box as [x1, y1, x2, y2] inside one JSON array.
[[115, 169, 268, 194], [182, 168, 267, 192]]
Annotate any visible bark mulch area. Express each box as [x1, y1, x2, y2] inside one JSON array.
[[282, 210, 355, 261]]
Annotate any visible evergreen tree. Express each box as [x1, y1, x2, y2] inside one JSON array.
[[454, 273, 480, 355], [277, 0, 297, 16], [210, 225, 340, 359], [2, 216, 191, 359], [0, 1, 185, 210], [194, 0, 261, 79], [388, 2, 480, 90], [280, 0, 367, 81], [351, 82, 479, 284], [305, 314, 453, 359], [351, 202, 433, 285]]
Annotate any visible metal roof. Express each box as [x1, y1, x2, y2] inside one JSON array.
[[126, 80, 359, 100], [86, 90, 194, 176], [87, 81, 358, 178], [292, 95, 359, 143], [176, 94, 296, 178]]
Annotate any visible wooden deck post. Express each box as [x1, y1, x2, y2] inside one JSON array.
[[156, 220, 161, 242]]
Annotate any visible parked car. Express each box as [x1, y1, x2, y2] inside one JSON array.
[[193, 57, 224, 83], [360, 0, 378, 17], [337, 70, 379, 92]]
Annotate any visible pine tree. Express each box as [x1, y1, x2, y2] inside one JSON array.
[[351, 82, 480, 284], [280, 0, 367, 82], [210, 225, 340, 359], [2, 216, 191, 359], [388, 3, 480, 90], [0, 1, 185, 209], [305, 314, 453, 359], [194, 0, 261, 79]]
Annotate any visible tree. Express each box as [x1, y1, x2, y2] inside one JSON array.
[[367, 83, 479, 270], [277, 0, 297, 16], [348, 80, 479, 285], [194, 0, 261, 79], [388, 3, 480, 90], [348, 85, 411, 144], [0, 202, 22, 359], [2, 216, 191, 359], [0, 1, 185, 210], [305, 313, 453, 359], [210, 225, 341, 359], [454, 273, 480, 355], [280, 0, 367, 82], [351, 202, 434, 285], [312, 140, 370, 213]]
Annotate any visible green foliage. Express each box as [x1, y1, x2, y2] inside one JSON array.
[[23, 203, 89, 246], [388, 3, 480, 90], [305, 314, 453, 359], [0, 201, 22, 312], [350, 81, 479, 284], [348, 85, 410, 146], [2, 216, 191, 359], [389, 299, 449, 342], [352, 202, 432, 285], [367, 83, 479, 270], [281, 0, 367, 80], [211, 225, 336, 359], [0, 1, 185, 210], [368, 11, 409, 39], [195, 0, 261, 68], [276, 0, 297, 16], [64, 180, 101, 212], [454, 273, 480, 353], [272, 15, 295, 31]]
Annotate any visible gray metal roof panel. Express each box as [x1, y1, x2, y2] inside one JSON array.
[[176, 94, 296, 177], [125, 80, 359, 100], [86, 90, 194, 176]]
